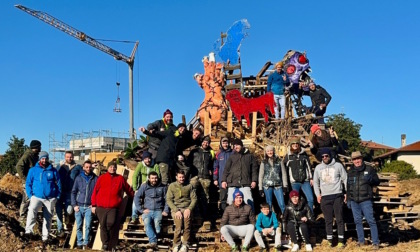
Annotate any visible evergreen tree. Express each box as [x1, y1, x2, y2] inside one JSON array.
[[0, 136, 27, 177], [326, 113, 364, 154]]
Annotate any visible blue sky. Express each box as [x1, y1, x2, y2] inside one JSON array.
[[1, 0, 420, 154]]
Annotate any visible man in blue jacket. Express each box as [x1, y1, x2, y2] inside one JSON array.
[[213, 137, 232, 214], [71, 160, 98, 250], [134, 171, 169, 250], [267, 62, 290, 120], [24, 151, 61, 244]]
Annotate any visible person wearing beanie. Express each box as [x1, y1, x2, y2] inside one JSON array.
[[25, 151, 61, 245], [302, 81, 331, 124], [144, 109, 176, 159], [16, 140, 42, 222], [55, 151, 82, 237], [283, 190, 314, 252], [222, 138, 258, 212], [258, 145, 288, 214], [139, 122, 187, 185], [308, 124, 339, 161], [187, 135, 215, 224], [313, 147, 347, 248], [347, 152, 380, 249], [213, 136, 233, 214], [220, 188, 255, 252], [267, 61, 290, 120], [91, 161, 134, 251], [284, 136, 314, 213], [131, 150, 160, 223]]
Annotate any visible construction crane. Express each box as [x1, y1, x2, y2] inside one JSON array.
[[15, 4, 139, 140]]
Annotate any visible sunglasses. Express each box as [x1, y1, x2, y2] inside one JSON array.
[[322, 154, 330, 158]]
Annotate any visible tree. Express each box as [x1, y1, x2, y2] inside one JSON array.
[[381, 160, 418, 180], [0, 135, 27, 177], [326, 113, 364, 154]]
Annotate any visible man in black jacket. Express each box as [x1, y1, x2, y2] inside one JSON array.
[[304, 81, 331, 124], [347, 151, 380, 250], [146, 109, 177, 158], [221, 139, 258, 212]]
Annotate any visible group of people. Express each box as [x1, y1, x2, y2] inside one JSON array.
[[15, 107, 381, 252]]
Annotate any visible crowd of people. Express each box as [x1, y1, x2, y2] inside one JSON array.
[[16, 106, 381, 252]]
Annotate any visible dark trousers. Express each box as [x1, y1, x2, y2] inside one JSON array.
[[286, 221, 310, 244], [321, 196, 344, 242], [219, 187, 228, 212], [96, 207, 118, 247], [19, 185, 30, 219]]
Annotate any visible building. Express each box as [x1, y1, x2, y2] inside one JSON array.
[[361, 140, 396, 157]]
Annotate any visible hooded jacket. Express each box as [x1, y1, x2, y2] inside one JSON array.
[[347, 164, 380, 203], [71, 172, 98, 206], [284, 147, 312, 184], [258, 155, 288, 190], [134, 180, 169, 214], [313, 158, 347, 198], [26, 162, 61, 200], [213, 141, 233, 185], [221, 148, 259, 188], [91, 172, 134, 209]]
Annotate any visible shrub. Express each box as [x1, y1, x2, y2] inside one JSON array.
[[381, 160, 418, 180]]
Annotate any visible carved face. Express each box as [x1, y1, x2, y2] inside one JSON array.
[[283, 51, 311, 85]]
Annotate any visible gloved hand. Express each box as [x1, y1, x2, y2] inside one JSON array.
[[259, 190, 265, 198]]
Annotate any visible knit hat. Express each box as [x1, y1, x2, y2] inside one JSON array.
[[163, 109, 173, 117], [232, 188, 244, 199], [38, 151, 49, 160], [289, 190, 299, 198], [30, 140, 41, 149], [107, 161, 117, 168], [202, 136, 211, 144], [142, 151, 152, 160], [310, 124, 321, 134], [265, 145, 274, 152], [177, 123, 187, 129], [319, 148, 331, 157], [232, 139, 243, 147]]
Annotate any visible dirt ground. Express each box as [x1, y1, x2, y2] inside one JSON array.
[[1, 173, 420, 251]]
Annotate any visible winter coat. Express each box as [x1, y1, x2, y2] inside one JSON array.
[[255, 211, 279, 232], [221, 203, 256, 227], [71, 172, 98, 206], [213, 144, 233, 186], [134, 180, 169, 214], [313, 158, 347, 198], [311, 130, 339, 160], [58, 162, 82, 195], [284, 147, 312, 184], [188, 146, 214, 180], [221, 148, 259, 187], [91, 172, 134, 209], [144, 128, 182, 166], [146, 118, 176, 151], [166, 181, 197, 214], [307, 85, 331, 107], [258, 155, 288, 190], [283, 198, 313, 224], [26, 162, 61, 200], [132, 162, 160, 190], [347, 164, 380, 203], [16, 149, 38, 180]]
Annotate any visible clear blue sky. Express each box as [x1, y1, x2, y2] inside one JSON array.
[[1, 0, 420, 154]]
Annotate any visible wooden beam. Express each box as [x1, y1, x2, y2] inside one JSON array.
[[204, 111, 210, 136], [252, 112, 257, 139], [227, 111, 232, 133]]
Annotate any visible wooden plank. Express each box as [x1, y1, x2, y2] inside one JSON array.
[[69, 220, 77, 249], [227, 111, 232, 133], [204, 112, 210, 136], [251, 112, 257, 139]]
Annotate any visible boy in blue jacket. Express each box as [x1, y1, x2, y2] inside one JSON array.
[[254, 203, 281, 252], [25, 151, 61, 244]]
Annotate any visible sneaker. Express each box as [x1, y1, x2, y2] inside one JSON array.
[[373, 244, 380, 250], [179, 244, 188, 252], [305, 244, 313, 251], [337, 242, 345, 248], [291, 243, 299, 252], [241, 246, 249, 252], [231, 245, 239, 252], [130, 218, 139, 224], [327, 240, 333, 247]]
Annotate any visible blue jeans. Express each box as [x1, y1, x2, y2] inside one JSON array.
[[292, 182, 314, 213], [274, 94, 286, 119], [56, 194, 72, 232], [263, 186, 285, 214], [142, 210, 163, 243], [75, 206, 93, 246], [350, 200, 379, 245], [131, 200, 138, 220]]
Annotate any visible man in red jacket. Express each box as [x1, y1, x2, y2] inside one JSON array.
[[91, 161, 134, 251]]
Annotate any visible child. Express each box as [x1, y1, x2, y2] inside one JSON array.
[[254, 203, 281, 252], [283, 190, 313, 252]]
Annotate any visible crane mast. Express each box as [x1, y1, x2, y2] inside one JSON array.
[[15, 4, 139, 139]]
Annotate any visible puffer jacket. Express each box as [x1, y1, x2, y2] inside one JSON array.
[[166, 181, 197, 214], [71, 172, 98, 206], [283, 198, 313, 224], [284, 147, 312, 184], [347, 164, 380, 203], [26, 162, 61, 200], [258, 155, 288, 190], [221, 203, 256, 227], [188, 146, 214, 180], [213, 143, 233, 185], [221, 148, 258, 187], [134, 180, 169, 214]]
